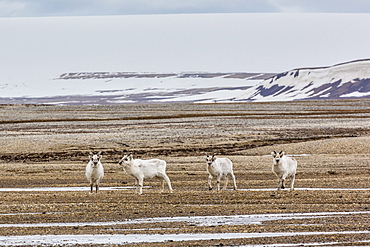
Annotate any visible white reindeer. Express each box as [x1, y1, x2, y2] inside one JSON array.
[[118, 153, 173, 195], [205, 154, 237, 191], [85, 151, 104, 193], [271, 150, 297, 192]]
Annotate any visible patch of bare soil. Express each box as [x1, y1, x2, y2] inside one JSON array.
[[0, 99, 369, 246]]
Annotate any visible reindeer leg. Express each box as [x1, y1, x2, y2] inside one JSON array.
[[223, 176, 228, 190], [90, 183, 93, 193], [231, 172, 237, 190], [290, 175, 295, 191], [208, 175, 213, 190], [216, 175, 221, 191], [162, 174, 173, 193], [138, 177, 144, 195]]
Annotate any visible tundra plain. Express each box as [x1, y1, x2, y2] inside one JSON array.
[[0, 100, 369, 246]]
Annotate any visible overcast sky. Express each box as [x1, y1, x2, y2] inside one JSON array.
[[2, 1, 370, 83], [2, 0, 370, 17]]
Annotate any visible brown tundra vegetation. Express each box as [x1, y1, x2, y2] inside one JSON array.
[[0, 99, 369, 246]]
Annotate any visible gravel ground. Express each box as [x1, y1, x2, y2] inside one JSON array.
[[0, 100, 369, 246]]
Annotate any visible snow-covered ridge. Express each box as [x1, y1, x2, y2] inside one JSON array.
[[237, 59, 370, 102], [0, 72, 274, 105], [2, 59, 370, 104], [59, 72, 273, 80]]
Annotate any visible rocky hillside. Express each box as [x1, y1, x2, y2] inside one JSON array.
[[1, 59, 370, 104], [0, 72, 274, 105], [237, 59, 370, 101]]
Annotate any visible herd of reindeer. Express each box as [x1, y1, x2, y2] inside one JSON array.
[[86, 150, 298, 195]]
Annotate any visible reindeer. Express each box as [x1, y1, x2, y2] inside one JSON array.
[[271, 150, 297, 192], [205, 153, 237, 191], [118, 153, 173, 195], [85, 151, 104, 193]]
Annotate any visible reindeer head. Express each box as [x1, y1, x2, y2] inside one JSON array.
[[89, 151, 102, 167], [271, 150, 284, 164], [205, 153, 217, 166], [118, 153, 133, 166]]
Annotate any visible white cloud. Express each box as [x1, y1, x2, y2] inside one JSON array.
[[2, 0, 370, 18], [0, 0, 277, 17], [269, 0, 370, 13], [0, 0, 27, 17]]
